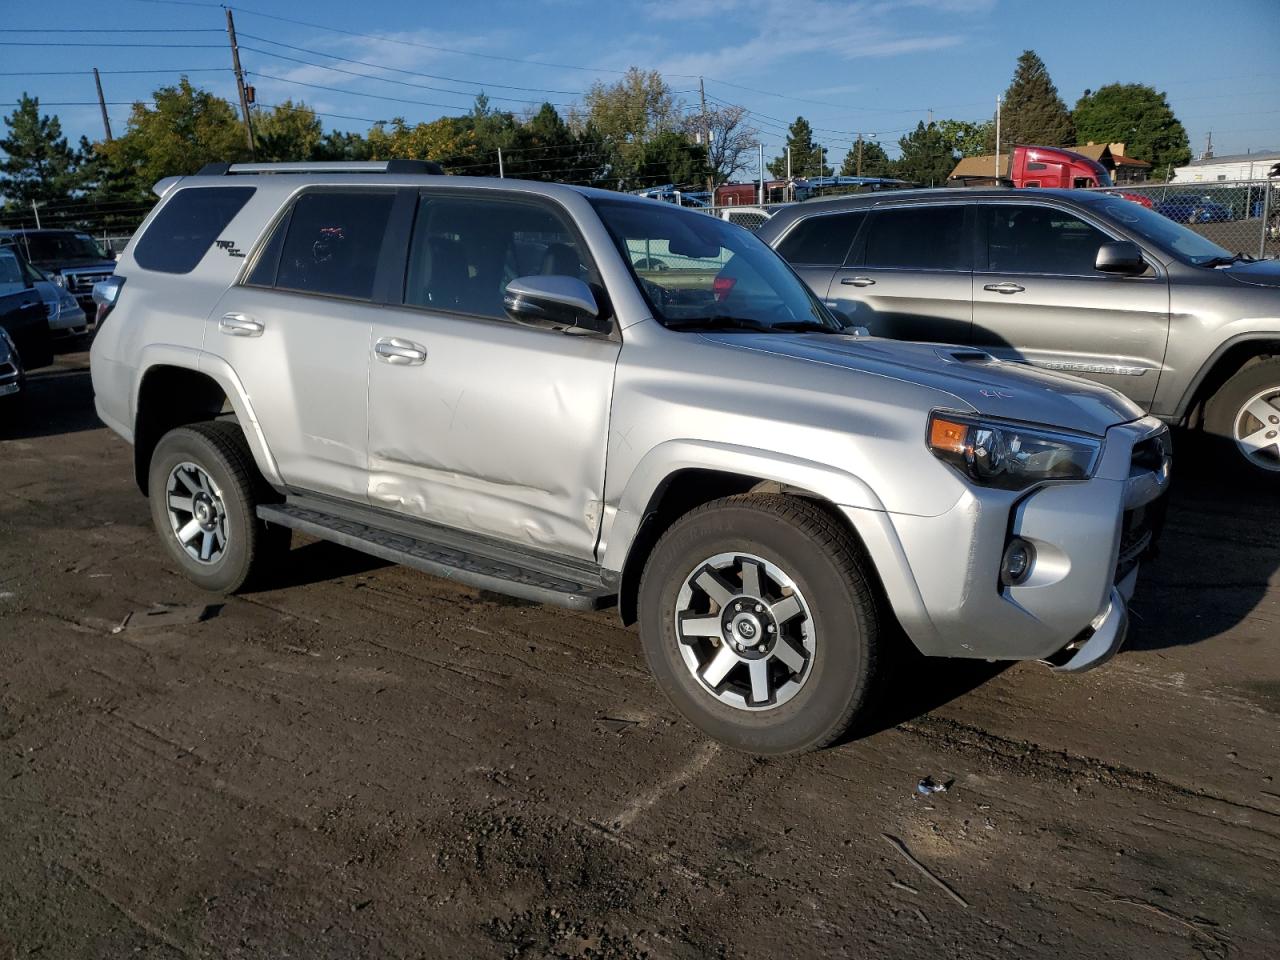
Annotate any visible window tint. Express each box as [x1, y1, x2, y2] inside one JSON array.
[[0, 250, 25, 293], [275, 191, 395, 300], [404, 194, 593, 320], [134, 187, 255, 274], [245, 209, 290, 287], [986, 204, 1110, 276], [863, 205, 969, 271], [775, 211, 864, 265]]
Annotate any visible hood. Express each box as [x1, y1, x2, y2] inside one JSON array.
[[48, 259, 116, 273], [699, 332, 1144, 437], [1223, 258, 1280, 289]]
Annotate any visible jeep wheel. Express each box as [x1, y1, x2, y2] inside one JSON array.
[[638, 494, 881, 754], [147, 421, 289, 593], [1205, 358, 1280, 476]]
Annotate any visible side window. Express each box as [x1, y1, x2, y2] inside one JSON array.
[[863, 205, 969, 271], [404, 194, 594, 320], [274, 191, 395, 301], [986, 205, 1111, 276], [133, 187, 255, 274], [0, 249, 26, 294], [775, 212, 864, 265]]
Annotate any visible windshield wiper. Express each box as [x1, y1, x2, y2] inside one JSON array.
[[1198, 253, 1252, 267], [664, 315, 772, 332]]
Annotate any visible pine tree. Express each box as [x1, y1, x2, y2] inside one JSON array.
[[895, 122, 957, 186], [768, 117, 831, 179], [839, 139, 892, 177], [0, 94, 81, 214], [1000, 50, 1075, 147]]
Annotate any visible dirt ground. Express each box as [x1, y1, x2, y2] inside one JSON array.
[[2, 350, 1277, 959]]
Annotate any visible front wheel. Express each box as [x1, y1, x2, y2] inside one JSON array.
[[1204, 358, 1280, 478], [147, 420, 290, 593], [638, 494, 882, 754]]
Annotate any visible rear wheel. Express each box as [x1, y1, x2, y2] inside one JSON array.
[[638, 494, 881, 754], [147, 420, 289, 593], [1205, 358, 1280, 477]]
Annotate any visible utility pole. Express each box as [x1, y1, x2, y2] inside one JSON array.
[[30, 201, 41, 230], [497, 147, 504, 178], [758, 143, 765, 204], [92, 68, 113, 142], [994, 95, 1002, 179], [856, 133, 863, 177], [786, 145, 791, 181], [225, 7, 255, 158], [699, 77, 714, 200]]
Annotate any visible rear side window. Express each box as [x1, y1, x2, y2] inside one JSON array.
[[272, 191, 395, 301], [133, 187, 255, 274], [863, 205, 970, 271], [775, 212, 864, 265]]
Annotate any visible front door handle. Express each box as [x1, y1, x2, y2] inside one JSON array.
[[840, 276, 876, 287], [375, 337, 427, 365], [219, 313, 264, 337], [983, 282, 1025, 295]]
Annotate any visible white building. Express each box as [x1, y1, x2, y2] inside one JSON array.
[[1173, 150, 1280, 183]]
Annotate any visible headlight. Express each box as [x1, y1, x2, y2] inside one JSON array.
[[927, 413, 1100, 490], [0, 327, 15, 362], [53, 273, 66, 288]]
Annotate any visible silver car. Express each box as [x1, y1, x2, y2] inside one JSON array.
[[90, 162, 1170, 753], [759, 189, 1280, 477]]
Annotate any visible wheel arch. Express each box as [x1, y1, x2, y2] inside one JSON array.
[[132, 353, 282, 495], [1174, 334, 1280, 428]]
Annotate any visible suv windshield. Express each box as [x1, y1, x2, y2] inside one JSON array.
[[9, 232, 109, 264], [1098, 199, 1233, 265], [592, 198, 841, 333]]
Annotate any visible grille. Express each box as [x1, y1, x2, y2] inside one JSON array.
[[64, 270, 113, 295]]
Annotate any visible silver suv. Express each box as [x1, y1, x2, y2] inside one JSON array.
[[758, 189, 1280, 477], [90, 162, 1171, 753]]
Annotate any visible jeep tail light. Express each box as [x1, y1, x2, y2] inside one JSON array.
[[92, 275, 125, 327], [712, 276, 736, 301]]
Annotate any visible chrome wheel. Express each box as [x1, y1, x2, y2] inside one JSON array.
[[165, 461, 228, 564], [1233, 386, 1280, 472], [674, 552, 815, 711]]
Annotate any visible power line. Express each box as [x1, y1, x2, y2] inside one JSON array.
[[0, 68, 230, 76], [247, 71, 505, 115]]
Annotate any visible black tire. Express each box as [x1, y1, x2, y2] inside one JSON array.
[[638, 494, 881, 754], [1204, 357, 1280, 480], [147, 420, 289, 593]]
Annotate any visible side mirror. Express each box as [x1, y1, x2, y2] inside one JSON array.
[[1095, 240, 1146, 276], [503, 275, 606, 334]]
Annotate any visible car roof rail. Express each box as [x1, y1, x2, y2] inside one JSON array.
[[195, 159, 445, 176]]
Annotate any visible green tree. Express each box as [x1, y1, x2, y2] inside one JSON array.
[[313, 129, 371, 162], [839, 139, 892, 177], [0, 94, 81, 213], [999, 50, 1074, 147], [1072, 83, 1190, 173], [578, 67, 680, 143], [99, 78, 249, 192], [936, 119, 995, 158], [627, 130, 709, 190], [767, 117, 831, 179], [254, 100, 323, 162], [895, 122, 957, 186]]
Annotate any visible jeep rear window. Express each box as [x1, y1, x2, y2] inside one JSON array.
[[775, 211, 864, 265], [273, 191, 395, 301], [133, 187, 255, 274]]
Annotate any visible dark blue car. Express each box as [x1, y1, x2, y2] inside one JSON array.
[[1154, 193, 1234, 224]]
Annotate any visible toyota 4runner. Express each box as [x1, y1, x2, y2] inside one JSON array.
[[90, 161, 1171, 753]]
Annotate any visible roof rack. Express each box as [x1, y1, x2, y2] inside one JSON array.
[[195, 160, 445, 176]]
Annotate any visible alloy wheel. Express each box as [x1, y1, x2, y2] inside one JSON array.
[[165, 461, 229, 564], [673, 552, 815, 711], [1233, 387, 1280, 472]]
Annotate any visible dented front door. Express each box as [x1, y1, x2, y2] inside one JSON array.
[[365, 306, 619, 560]]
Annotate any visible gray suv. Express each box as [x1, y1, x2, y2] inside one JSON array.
[[90, 162, 1170, 753], [758, 189, 1280, 477]]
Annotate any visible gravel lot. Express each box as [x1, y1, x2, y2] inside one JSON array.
[[2, 350, 1278, 959]]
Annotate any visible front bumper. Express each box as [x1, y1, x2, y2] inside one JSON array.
[[848, 416, 1169, 663]]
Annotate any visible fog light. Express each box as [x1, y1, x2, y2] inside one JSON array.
[[1001, 538, 1035, 586]]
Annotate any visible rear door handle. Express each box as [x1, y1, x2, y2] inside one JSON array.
[[375, 337, 427, 365], [840, 276, 876, 287], [983, 282, 1025, 295], [219, 313, 264, 337]]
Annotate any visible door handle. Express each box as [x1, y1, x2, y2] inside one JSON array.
[[375, 337, 427, 365], [219, 313, 264, 337], [840, 276, 876, 287], [983, 282, 1025, 295]]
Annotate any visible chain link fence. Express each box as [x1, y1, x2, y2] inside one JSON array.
[[1090, 179, 1279, 259]]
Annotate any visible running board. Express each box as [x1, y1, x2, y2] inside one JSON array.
[[257, 500, 616, 611]]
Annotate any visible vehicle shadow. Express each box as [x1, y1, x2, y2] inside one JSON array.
[[0, 365, 102, 441], [852, 646, 1009, 741], [254, 538, 392, 591], [1124, 429, 1279, 652]]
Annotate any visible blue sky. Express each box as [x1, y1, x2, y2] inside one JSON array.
[[3, 0, 1276, 176]]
